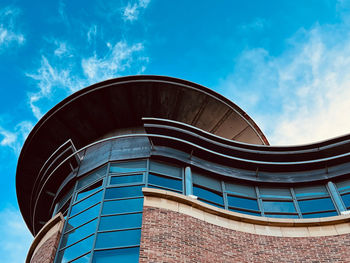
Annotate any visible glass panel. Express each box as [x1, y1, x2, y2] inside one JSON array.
[[262, 201, 296, 213], [227, 195, 259, 211], [341, 193, 350, 208], [302, 211, 338, 218], [225, 183, 256, 198], [92, 247, 139, 263], [71, 191, 102, 216], [298, 197, 335, 213], [77, 166, 107, 190], [192, 173, 221, 192], [265, 214, 299, 219], [228, 208, 260, 216], [294, 185, 328, 198], [193, 186, 224, 205], [99, 213, 142, 231], [95, 229, 141, 249], [149, 160, 182, 178], [148, 173, 182, 191], [62, 219, 97, 247], [110, 160, 146, 173], [76, 181, 102, 201], [57, 235, 94, 263], [104, 186, 143, 200], [102, 198, 143, 215], [67, 204, 100, 231], [110, 174, 143, 185], [71, 253, 91, 263], [57, 188, 74, 212], [337, 179, 350, 194], [259, 187, 292, 199]]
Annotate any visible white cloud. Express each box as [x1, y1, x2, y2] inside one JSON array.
[[0, 207, 33, 263], [122, 0, 150, 22], [27, 40, 147, 119], [0, 6, 25, 52], [219, 22, 350, 146], [82, 41, 144, 82], [0, 121, 33, 154]]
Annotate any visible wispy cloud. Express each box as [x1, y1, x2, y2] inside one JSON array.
[[219, 21, 350, 145], [0, 206, 33, 263], [122, 0, 150, 22], [0, 121, 33, 154], [0, 6, 25, 52], [238, 17, 268, 32], [27, 40, 147, 119]]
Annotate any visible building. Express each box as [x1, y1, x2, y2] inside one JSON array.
[[17, 75, 350, 263]]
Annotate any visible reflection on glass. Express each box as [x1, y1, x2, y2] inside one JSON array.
[[77, 166, 107, 190], [228, 208, 260, 216], [259, 187, 292, 199], [95, 229, 141, 249], [341, 193, 350, 208], [227, 195, 258, 211], [265, 214, 299, 219], [110, 174, 143, 185], [148, 173, 182, 191], [76, 181, 102, 201], [104, 186, 143, 200], [71, 191, 102, 216], [62, 219, 97, 248], [149, 161, 182, 178], [110, 160, 146, 173], [67, 204, 100, 231], [302, 211, 338, 218], [99, 213, 142, 231], [193, 186, 223, 205], [92, 247, 139, 263], [71, 253, 91, 263], [294, 185, 328, 198], [102, 198, 143, 215], [57, 235, 94, 263], [262, 201, 296, 213], [298, 198, 335, 213]]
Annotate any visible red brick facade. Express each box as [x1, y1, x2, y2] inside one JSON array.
[[140, 206, 350, 263], [30, 231, 61, 263]]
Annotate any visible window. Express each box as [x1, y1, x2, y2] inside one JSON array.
[[193, 172, 224, 208]]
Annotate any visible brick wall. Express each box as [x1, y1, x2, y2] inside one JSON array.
[[30, 231, 61, 263], [140, 207, 350, 263]]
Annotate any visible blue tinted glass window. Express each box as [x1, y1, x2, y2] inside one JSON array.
[[225, 183, 256, 198], [71, 191, 102, 217], [110, 160, 146, 173], [67, 204, 100, 231], [99, 213, 142, 231], [76, 181, 102, 201], [77, 166, 107, 190], [341, 193, 350, 208], [102, 198, 143, 215], [265, 214, 299, 219], [294, 185, 328, 198], [71, 253, 90, 263], [92, 247, 139, 263], [95, 229, 141, 249], [302, 211, 338, 218], [336, 179, 350, 194], [62, 219, 97, 247], [57, 235, 94, 263], [149, 161, 182, 178], [148, 173, 182, 191], [104, 186, 143, 200], [193, 186, 223, 205], [110, 174, 143, 185], [262, 201, 296, 213], [259, 187, 292, 199], [227, 195, 259, 211], [298, 197, 335, 213], [228, 208, 260, 216]]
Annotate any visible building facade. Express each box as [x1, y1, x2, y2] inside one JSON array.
[[17, 76, 350, 263]]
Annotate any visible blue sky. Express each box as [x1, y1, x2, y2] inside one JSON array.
[[1, 0, 350, 261]]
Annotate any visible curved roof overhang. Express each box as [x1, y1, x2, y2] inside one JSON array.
[[16, 75, 268, 234]]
